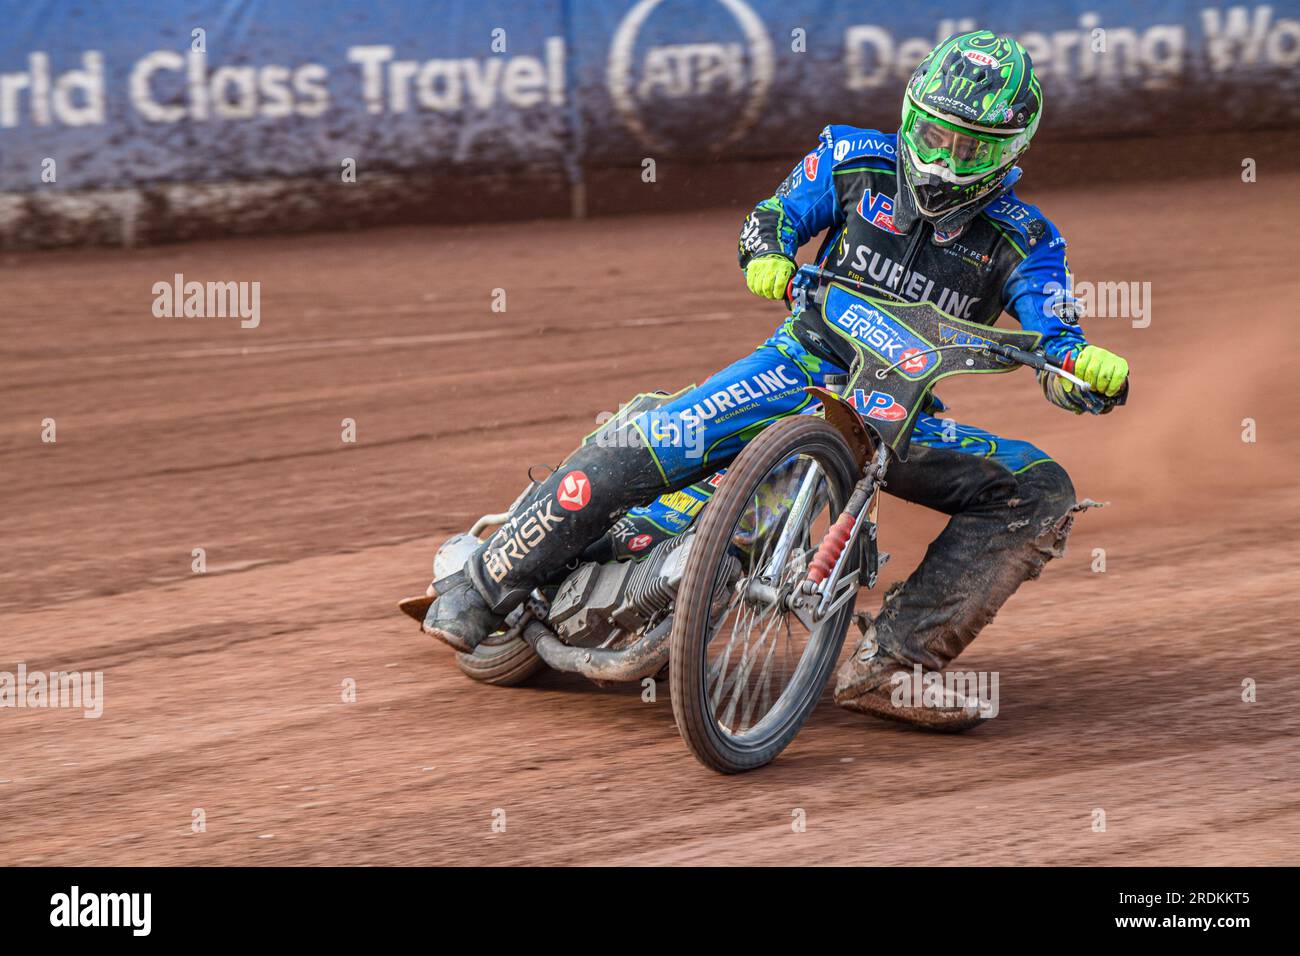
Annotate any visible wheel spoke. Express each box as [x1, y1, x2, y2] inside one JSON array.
[[673, 416, 862, 772], [712, 561, 780, 723], [736, 610, 782, 730], [697, 443, 855, 744], [709, 598, 754, 711], [718, 597, 780, 730]]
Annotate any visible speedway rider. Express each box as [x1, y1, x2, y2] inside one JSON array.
[[424, 31, 1131, 729]]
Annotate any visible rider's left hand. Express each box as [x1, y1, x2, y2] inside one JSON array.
[[1069, 345, 1129, 398]]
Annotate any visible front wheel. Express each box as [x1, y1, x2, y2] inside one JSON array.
[[670, 415, 861, 773]]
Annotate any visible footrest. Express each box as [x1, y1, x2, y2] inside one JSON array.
[[397, 594, 434, 623]]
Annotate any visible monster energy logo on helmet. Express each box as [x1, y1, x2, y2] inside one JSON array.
[[898, 31, 1042, 219]]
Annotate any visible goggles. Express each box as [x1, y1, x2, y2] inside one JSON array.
[[900, 107, 1019, 179]]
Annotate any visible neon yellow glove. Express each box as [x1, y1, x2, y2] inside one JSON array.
[[745, 255, 795, 300], [1069, 345, 1130, 398]]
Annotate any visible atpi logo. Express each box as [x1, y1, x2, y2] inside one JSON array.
[[607, 0, 773, 151], [556, 470, 592, 511], [851, 389, 908, 422], [857, 189, 900, 234]]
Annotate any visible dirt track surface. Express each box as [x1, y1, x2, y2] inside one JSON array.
[[2, 170, 1298, 866]]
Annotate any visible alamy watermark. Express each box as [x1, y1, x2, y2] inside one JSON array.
[[0, 663, 104, 718], [152, 272, 261, 328], [890, 664, 999, 718], [593, 408, 705, 460], [1045, 279, 1151, 329], [50, 886, 150, 936]]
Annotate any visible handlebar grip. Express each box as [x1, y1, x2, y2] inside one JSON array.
[[1007, 346, 1048, 371], [991, 343, 1048, 371], [1104, 378, 1129, 408], [1080, 376, 1129, 415]]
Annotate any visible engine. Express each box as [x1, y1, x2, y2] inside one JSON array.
[[547, 534, 693, 647]]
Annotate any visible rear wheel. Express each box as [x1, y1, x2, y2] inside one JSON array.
[[670, 415, 861, 773], [454, 632, 546, 686]]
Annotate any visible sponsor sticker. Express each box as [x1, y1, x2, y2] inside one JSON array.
[[937, 323, 1017, 364], [831, 301, 935, 379], [938, 323, 993, 350], [674, 365, 802, 430], [962, 50, 1000, 68], [483, 498, 565, 583], [658, 490, 706, 517], [802, 151, 820, 181], [928, 93, 979, 119], [628, 533, 653, 552], [857, 189, 900, 234], [899, 348, 928, 373], [851, 388, 908, 422], [556, 470, 592, 511]]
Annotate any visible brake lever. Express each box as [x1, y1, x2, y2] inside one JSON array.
[[784, 279, 802, 313], [994, 344, 1128, 414], [1047, 362, 1129, 413], [786, 263, 827, 313]]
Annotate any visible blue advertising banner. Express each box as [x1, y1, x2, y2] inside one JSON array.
[[0, 0, 571, 190], [572, 0, 1300, 160], [1, 0, 1297, 192]]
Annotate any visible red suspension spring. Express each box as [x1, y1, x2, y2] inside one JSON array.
[[808, 512, 855, 583]]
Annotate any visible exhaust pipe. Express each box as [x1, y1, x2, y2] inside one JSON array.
[[522, 617, 671, 682]]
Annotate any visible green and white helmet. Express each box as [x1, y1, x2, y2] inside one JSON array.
[[899, 31, 1042, 218]]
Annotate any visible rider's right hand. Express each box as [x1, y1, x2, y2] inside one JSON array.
[[745, 255, 796, 300]]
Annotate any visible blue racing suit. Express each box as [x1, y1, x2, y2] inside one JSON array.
[[739, 126, 1088, 372]]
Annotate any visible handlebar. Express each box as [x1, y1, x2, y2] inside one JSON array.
[[785, 263, 1128, 411]]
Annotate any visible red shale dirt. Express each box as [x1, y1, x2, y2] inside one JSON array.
[[1, 169, 1297, 865]]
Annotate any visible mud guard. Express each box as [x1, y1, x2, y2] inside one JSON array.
[[805, 386, 878, 472]]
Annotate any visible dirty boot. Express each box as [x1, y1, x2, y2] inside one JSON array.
[[835, 460, 1080, 730], [422, 570, 505, 653], [833, 624, 984, 731]]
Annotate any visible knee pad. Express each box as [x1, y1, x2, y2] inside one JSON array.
[[1016, 460, 1076, 515], [1010, 461, 1077, 559]]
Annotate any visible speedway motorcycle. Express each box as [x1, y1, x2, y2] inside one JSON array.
[[399, 265, 1117, 773]]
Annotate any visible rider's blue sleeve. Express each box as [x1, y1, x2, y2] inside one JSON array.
[[989, 195, 1089, 365], [738, 128, 846, 266]]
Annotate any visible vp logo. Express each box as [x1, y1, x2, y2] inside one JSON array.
[[850, 389, 908, 422], [857, 189, 900, 234]]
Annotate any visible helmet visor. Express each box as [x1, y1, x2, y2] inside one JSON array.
[[901, 110, 1010, 178]]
